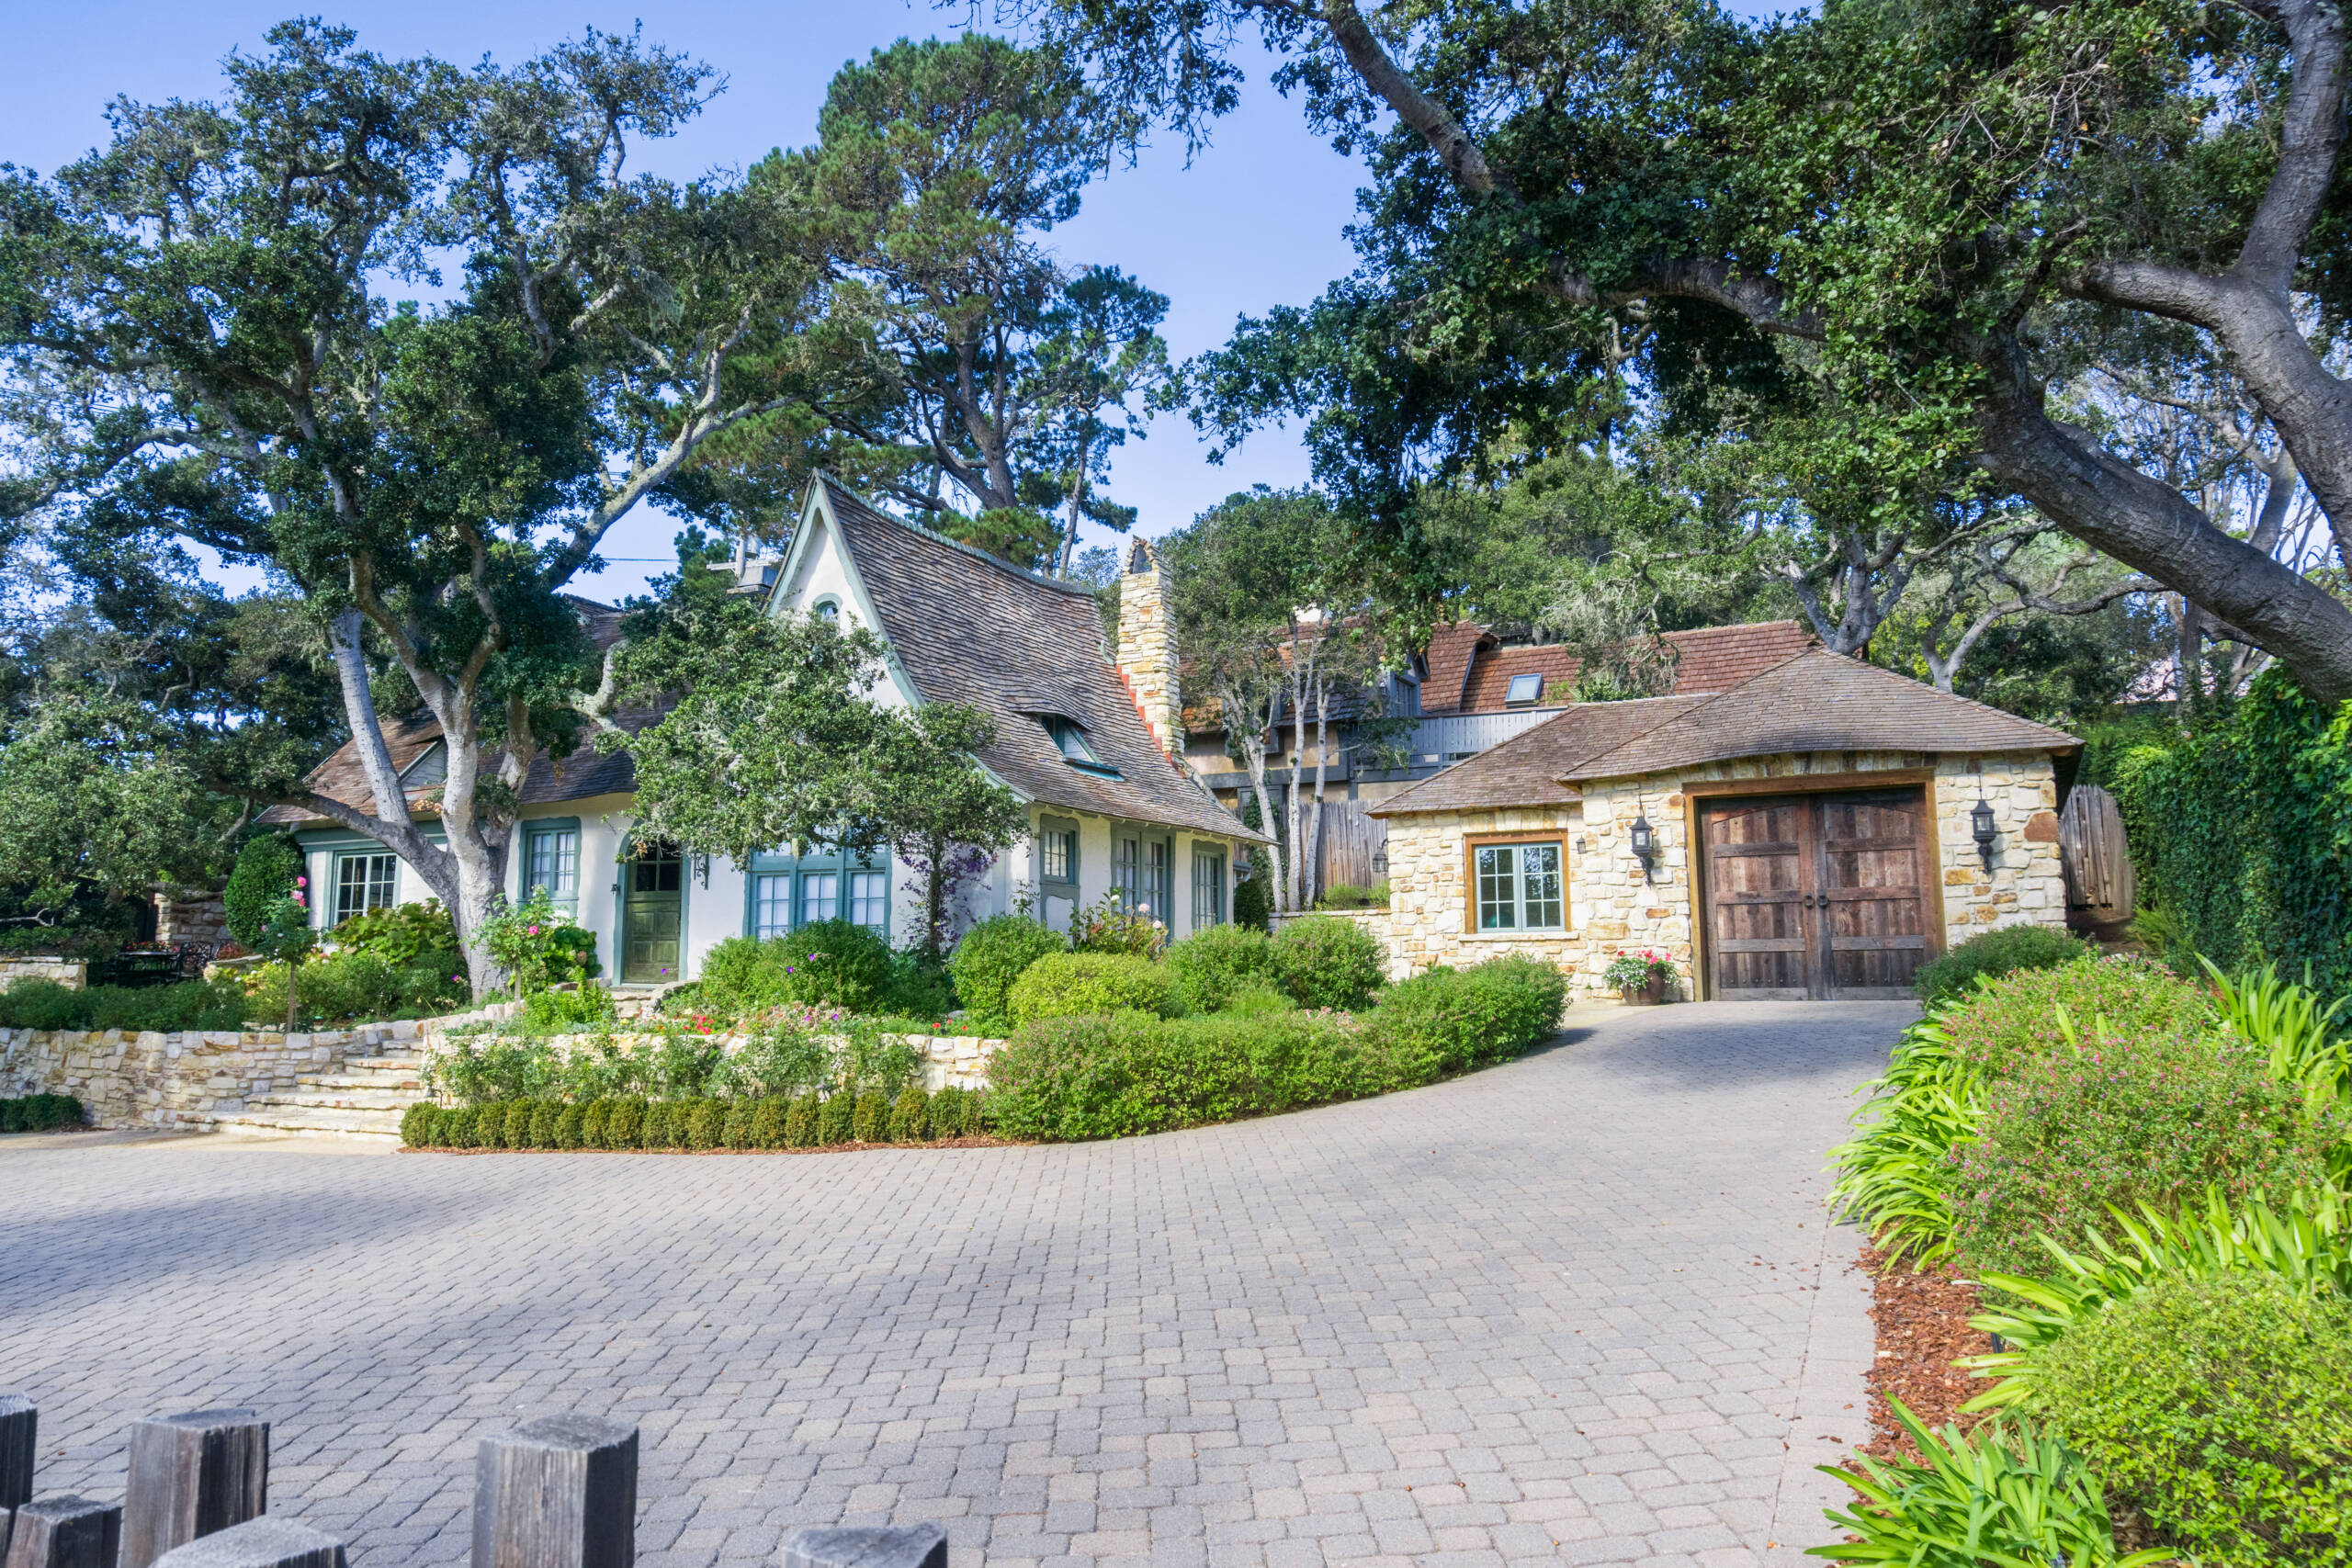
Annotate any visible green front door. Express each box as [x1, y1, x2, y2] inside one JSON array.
[[622, 846, 684, 983]]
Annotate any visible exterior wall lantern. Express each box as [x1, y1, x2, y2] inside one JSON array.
[[1629, 812, 1657, 881], [1971, 796, 1998, 872]]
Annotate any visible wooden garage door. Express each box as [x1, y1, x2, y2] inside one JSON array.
[[1701, 787, 1937, 1000]]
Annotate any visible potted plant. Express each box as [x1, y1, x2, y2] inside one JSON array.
[[1600, 949, 1674, 1005]]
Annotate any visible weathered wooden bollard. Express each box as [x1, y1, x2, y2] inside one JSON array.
[[781, 1524, 946, 1568], [472, 1416, 637, 1568], [3, 1496, 122, 1568], [149, 1517, 345, 1568], [121, 1410, 269, 1568]]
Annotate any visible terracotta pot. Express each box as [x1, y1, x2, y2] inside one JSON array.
[[1621, 972, 1668, 1005]]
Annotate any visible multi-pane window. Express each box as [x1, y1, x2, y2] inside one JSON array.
[[524, 826, 580, 915], [1039, 828, 1075, 884], [1192, 850, 1225, 928], [334, 852, 398, 924], [1112, 836, 1140, 908], [752, 874, 792, 940], [802, 872, 839, 925], [1146, 840, 1170, 918], [848, 870, 888, 931], [1475, 841, 1566, 931]]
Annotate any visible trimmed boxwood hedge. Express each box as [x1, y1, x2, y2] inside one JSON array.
[[1, 1092, 86, 1133], [400, 1089, 993, 1151]]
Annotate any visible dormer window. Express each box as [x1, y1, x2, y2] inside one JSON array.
[[1040, 715, 1120, 777], [1506, 672, 1544, 705]]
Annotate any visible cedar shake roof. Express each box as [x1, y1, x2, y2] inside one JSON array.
[[1430, 620, 1817, 714], [1371, 648, 2077, 817], [819, 479, 1263, 842]]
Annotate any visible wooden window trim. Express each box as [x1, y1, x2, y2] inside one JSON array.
[[1461, 830, 1570, 935]]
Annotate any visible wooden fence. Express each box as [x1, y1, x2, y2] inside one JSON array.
[[2057, 783, 2135, 921]]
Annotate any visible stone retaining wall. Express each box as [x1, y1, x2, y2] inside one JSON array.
[[0, 1001, 525, 1132], [0, 958, 87, 991]]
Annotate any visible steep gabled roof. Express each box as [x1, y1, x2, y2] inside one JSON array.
[[813, 479, 1264, 842], [1370, 648, 2076, 816]]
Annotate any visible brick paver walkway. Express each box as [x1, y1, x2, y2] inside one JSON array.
[[0, 1001, 1899, 1568]]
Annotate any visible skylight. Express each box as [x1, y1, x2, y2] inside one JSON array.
[[1505, 672, 1544, 705]]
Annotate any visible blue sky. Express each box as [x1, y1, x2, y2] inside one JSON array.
[[3, 1, 1368, 602]]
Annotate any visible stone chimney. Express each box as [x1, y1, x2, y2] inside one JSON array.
[[1116, 537, 1182, 759]]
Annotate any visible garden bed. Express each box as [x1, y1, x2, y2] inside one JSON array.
[[1855, 1245, 1993, 1464]]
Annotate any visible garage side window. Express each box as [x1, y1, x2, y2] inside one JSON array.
[[1474, 841, 1565, 931]]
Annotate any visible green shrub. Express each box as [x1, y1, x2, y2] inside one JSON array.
[[443, 1105, 481, 1149], [641, 1100, 676, 1149], [1826, 1011, 1984, 1268], [501, 1100, 532, 1149], [2036, 1272, 2352, 1567], [1815, 1399, 2171, 1568], [399, 1101, 437, 1147], [1316, 881, 1389, 910], [928, 1085, 967, 1139], [1951, 1017, 2346, 1274], [605, 1096, 645, 1149], [786, 1094, 820, 1147], [698, 921, 893, 1019], [0, 979, 92, 1031], [948, 915, 1064, 1032], [527, 1100, 561, 1149], [1360, 956, 1567, 1088], [721, 1100, 755, 1149], [888, 1087, 930, 1143], [989, 1010, 1368, 1141], [852, 1090, 888, 1143], [1165, 924, 1279, 1014], [473, 1098, 504, 1149], [1233, 862, 1271, 931], [819, 1091, 855, 1145], [0, 977, 249, 1032], [686, 1099, 725, 1150], [1941, 954, 2215, 1082], [1221, 984, 1293, 1017], [518, 985, 618, 1035], [1913, 925, 2091, 1009], [331, 900, 462, 967], [1271, 913, 1387, 1010], [224, 834, 301, 947], [1007, 952, 1172, 1026], [480, 889, 603, 994], [554, 1103, 583, 1149], [0, 1092, 84, 1133], [882, 947, 959, 1019], [1069, 892, 1166, 957], [750, 1098, 787, 1149], [580, 1099, 612, 1149]]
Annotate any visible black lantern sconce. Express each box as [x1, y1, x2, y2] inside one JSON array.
[[1629, 811, 1657, 881], [1971, 796, 1998, 872]]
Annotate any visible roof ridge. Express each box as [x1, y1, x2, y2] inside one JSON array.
[[1558, 644, 1829, 780], [820, 475, 1102, 599], [1369, 702, 1590, 815]]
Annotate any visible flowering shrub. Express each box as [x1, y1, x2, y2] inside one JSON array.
[[1941, 953, 2216, 1083], [479, 889, 601, 995], [1600, 950, 1672, 989], [697, 921, 893, 1015], [1069, 890, 1165, 957]]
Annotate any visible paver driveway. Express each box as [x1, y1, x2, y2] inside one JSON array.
[[0, 1001, 1901, 1568]]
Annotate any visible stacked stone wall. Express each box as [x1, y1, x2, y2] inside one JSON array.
[[0, 958, 88, 992], [1379, 749, 2067, 998], [154, 891, 231, 947], [1115, 542, 1183, 758]]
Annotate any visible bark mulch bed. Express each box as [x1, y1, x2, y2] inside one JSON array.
[[1857, 1244, 1998, 1464]]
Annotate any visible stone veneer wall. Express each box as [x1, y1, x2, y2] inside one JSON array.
[[1377, 749, 2065, 997], [0, 958, 88, 992], [155, 891, 231, 947], [1115, 540, 1183, 758], [0, 1001, 515, 1132]]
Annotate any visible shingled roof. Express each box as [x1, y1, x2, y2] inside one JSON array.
[[1371, 647, 2077, 817], [1426, 620, 1816, 714], [816, 479, 1262, 842]]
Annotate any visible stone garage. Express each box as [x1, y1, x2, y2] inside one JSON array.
[[1363, 645, 2077, 1001]]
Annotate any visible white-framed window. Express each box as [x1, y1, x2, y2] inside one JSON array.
[[523, 824, 580, 916], [334, 852, 398, 924], [1192, 849, 1225, 927], [848, 869, 888, 931], [1505, 671, 1544, 705], [1038, 818, 1078, 886], [1475, 840, 1565, 931], [752, 874, 792, 940], [802, 871, 839, 925]]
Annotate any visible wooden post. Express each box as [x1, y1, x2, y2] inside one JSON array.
[[471, 1416, 637, 1568], [0, 1394, 32, 1512], [780, 1525, 947, 1568], [2, 1497, 120, 1568], [149, 1518, 344, 1568], [121, 1410, 268, 1568]]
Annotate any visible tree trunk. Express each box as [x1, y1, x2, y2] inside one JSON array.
[[1306, 677, 1332, 908]]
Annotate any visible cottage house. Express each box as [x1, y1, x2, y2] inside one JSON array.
[[1364, 645, 2078, 1000], [263, 479, 1264, 985]]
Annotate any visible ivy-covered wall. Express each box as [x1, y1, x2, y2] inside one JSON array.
[[2113, 672, 2352, 1000]]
